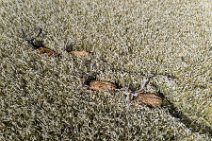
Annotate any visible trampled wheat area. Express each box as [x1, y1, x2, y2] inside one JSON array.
[[0, 0, 211, 140]]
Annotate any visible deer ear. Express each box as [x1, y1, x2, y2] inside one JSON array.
[[79, 76, 85, 87], [124, 92, 132, 102], [91, 61, 97, 70], [119, 87, 130, 95], [21, 29, 27, 40], [123, 91, 129, 96], [35, 28, 43, 38], [132, 92, 139, 97], [64, 41, 74, 52]]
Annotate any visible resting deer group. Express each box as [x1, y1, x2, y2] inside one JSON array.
[[20, 28, 164, 108]]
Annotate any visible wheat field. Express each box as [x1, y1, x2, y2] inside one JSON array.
[[0, 0, 211, 140]]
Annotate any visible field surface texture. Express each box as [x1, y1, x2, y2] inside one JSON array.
[[0, 0, 211, 140]]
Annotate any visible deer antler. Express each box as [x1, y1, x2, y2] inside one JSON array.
[[121, 87, 133, 105], [21, 29, 31, 43], [64, 40, 74, 52], [128, 74, 156, 99], [35, 28, 43, 38], [20, 28, 44, 49], [21, 28, 35, 48]]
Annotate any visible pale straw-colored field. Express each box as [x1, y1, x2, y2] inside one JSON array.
[[0, 0, 211, 140]]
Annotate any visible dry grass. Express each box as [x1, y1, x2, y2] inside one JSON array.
[[0, 0, 211, 140]]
